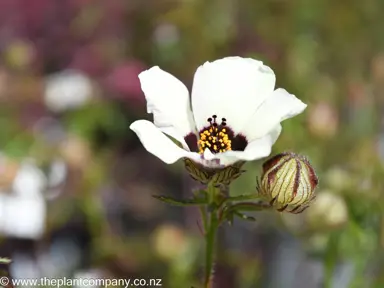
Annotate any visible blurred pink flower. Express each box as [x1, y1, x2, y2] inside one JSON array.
[[68, 45, 106, 77], [105, 61, 147, 104], [19, 102, 47, 130]]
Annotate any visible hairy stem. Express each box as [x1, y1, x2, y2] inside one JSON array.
[[204, 184, 220, 288]]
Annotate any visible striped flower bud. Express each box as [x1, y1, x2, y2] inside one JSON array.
[[257, 152, 318, 213]]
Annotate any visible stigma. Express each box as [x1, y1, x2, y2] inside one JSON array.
[[198, 115, 232, 154]]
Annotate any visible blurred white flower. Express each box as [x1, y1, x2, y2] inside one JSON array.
[[74, 269, 105, 288], [47, 160, 67, 188], [44, 70, 93, 112], [44, 159, 68, 200], [305, 191, 348, 230], [130, 57, 306, 168], [324, 167, 352, 192], [10, 253, 41, 281], [12, 160, 46, 197], [0, 160, 46, 239], [0, 195, 46, 239]]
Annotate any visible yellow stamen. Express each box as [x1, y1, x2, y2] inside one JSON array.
[[197, 125, 232, 154]]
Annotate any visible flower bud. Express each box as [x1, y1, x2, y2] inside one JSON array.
[[257, 152, 318, 213]]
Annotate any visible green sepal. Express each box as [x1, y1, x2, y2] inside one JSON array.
[[210, 163, 246, 186], [183, 158, 246, 186], [220, 201, 271, 224], [228, 201, 271, 212], [152, 195, 208, 206], [233, 211, 256, 222], [220, 207, 257, 225], [184, 158, 211, 184]]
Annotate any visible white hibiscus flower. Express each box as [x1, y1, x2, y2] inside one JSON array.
[[130, 57, 306, 169]]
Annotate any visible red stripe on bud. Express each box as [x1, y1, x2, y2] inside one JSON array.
[[257, 152, 318, 213]]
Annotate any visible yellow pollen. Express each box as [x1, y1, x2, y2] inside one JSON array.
[[197, 125, 232, 154]]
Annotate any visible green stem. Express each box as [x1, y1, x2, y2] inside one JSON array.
[[204, 184, 220, 288], [223, 194, 263, 203], [204, 209, 218, 287], [152, 195, 207, 206], [199, 205, 208, 232]]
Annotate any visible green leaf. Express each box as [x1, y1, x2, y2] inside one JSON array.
[[152, 195, 208, 206]]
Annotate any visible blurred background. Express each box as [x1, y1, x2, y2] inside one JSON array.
[[0, 0, 383, 287]]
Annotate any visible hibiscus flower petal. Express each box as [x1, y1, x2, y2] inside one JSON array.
[[241, 88, 306, 141], [139, 66, 196, 149], [130, 120, 201, 164], [191, 57, 276, 134]]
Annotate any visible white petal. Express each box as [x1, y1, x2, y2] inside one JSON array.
[[45, 70, 93, 112], [241, 88, 306, 141], [0, 194, 46, 239], [13, 161, 46, 197], [191, 57, 275, 133], [130, 120, 201, 164], [203, 148, 216, 161], [139, 66, 196, 148], [211, 125, 282, 166], [158, 126, 191, 151]]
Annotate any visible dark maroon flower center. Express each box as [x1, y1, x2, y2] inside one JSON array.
[[184, 115, 248, 154]]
